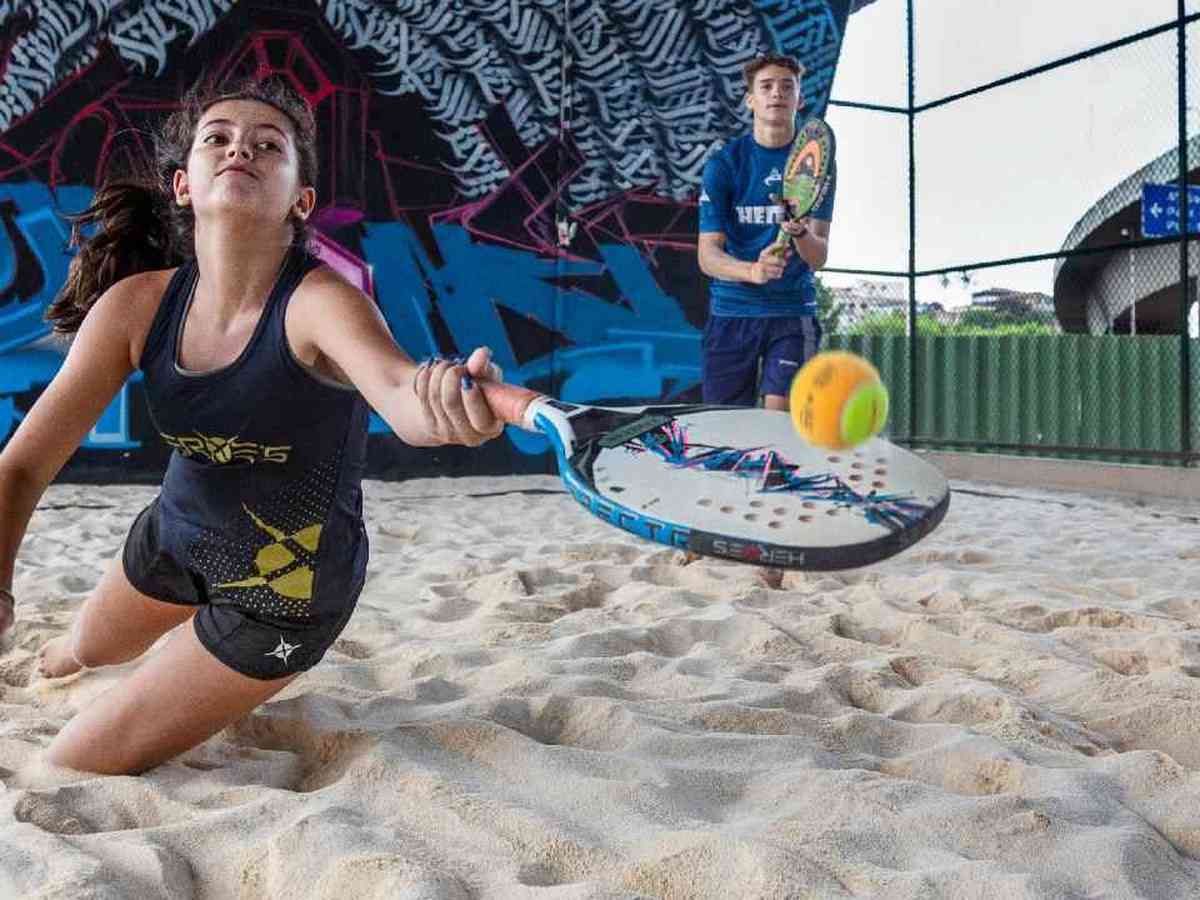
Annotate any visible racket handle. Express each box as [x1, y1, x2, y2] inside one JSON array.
[[477, 379, 544, 431]]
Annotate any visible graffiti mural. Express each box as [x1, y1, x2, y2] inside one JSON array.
[[0, 0, 855, 478]]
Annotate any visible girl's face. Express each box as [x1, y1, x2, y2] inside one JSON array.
[[174, 99, 314, 235]]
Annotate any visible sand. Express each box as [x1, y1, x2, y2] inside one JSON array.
[[1, 474, 1198, 899]]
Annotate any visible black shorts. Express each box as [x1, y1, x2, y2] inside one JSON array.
[[122, 497, 366, 680]]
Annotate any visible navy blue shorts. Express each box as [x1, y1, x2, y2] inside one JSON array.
[[122, 497, 366, 681], [701, 315, 823, 405]]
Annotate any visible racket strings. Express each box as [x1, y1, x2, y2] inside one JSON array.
[[786, 143, 821, 180], [625, 422, 928, 530], [779, 120, 833, 216]]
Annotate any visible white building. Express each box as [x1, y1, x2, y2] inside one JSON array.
[[1053, 136, 1200, 335]]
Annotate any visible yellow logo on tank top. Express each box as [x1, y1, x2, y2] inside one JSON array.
[[218, 505, 321, 600], [160, 431, 291, 465]]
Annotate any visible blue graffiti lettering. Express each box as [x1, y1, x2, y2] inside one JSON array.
[[0, 184, 91, 352], [363, 220, 700, 453], [0, 185, 700, 457]]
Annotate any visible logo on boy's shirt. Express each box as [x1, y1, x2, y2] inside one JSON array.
[[699, 189, 711, 204], [735, 205, 787, 225], [764, 167, 783, 186]]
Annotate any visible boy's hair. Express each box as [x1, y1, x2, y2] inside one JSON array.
[[742, 53, 805, 90]]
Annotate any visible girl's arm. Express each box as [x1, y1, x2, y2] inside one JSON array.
[[0, 272, 163, 636], [285, 267, 504, 448]]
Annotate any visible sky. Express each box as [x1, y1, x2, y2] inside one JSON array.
[[824, 0, 1195, 306]]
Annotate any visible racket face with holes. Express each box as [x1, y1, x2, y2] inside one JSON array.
[[780, 117, 835, 219], [529, 400, 948, 570]]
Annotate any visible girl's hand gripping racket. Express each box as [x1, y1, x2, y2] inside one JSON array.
[[768, 117, 835, 258], [480, 382, 948, 571]]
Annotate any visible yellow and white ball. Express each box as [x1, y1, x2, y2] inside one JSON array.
[[789, 351, 890, 450]]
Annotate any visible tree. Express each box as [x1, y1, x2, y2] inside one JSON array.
[[813, 274, 843, 334], [845, 306, 1058, 337]]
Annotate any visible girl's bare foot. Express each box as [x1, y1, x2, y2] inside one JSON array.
[[38, 635, 84, 679], [0, 594, 12, 640]]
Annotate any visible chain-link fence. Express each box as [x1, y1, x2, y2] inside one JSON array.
[[822, 1, 1198, 465]]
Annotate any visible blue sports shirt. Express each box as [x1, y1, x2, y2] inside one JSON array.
[[699, 131, 836, 317]]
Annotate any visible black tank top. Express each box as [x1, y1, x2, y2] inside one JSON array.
[[137, 249, 370, 619]]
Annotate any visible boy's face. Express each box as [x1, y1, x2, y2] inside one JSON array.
[[747, 64, 803, 127]]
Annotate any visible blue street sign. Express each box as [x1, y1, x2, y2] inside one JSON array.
[[1141, 182, 1200, 237]]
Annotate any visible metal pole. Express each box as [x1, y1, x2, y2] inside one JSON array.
[[1120, 227, 1136, 335], [554, 0, 571, 410], [1129, 246, 1136, 336], [907, 0, 917, 440], [1179, 0, 1193, 462]]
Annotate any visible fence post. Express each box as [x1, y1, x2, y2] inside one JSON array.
[[1179, 1, 1194, 465], [907, 0, 918, 441]]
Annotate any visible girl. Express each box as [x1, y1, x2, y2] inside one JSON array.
[[0, 76, 505, 776]]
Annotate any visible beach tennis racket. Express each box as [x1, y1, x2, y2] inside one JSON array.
[[481, 383, 948, 571], [768, 117, 835, 257]]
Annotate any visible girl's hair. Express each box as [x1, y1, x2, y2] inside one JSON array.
[[46, 76, 318, 334]]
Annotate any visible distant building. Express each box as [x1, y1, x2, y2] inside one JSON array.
[[827, 280, 1050, 330], [829, 279, 908, 328], [968, 287, 1058, 329], [1053, 135, 1200, 335]]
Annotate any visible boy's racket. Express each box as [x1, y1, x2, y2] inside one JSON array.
[[481, 383, 948, 571], [768, 117, 835, 257]]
